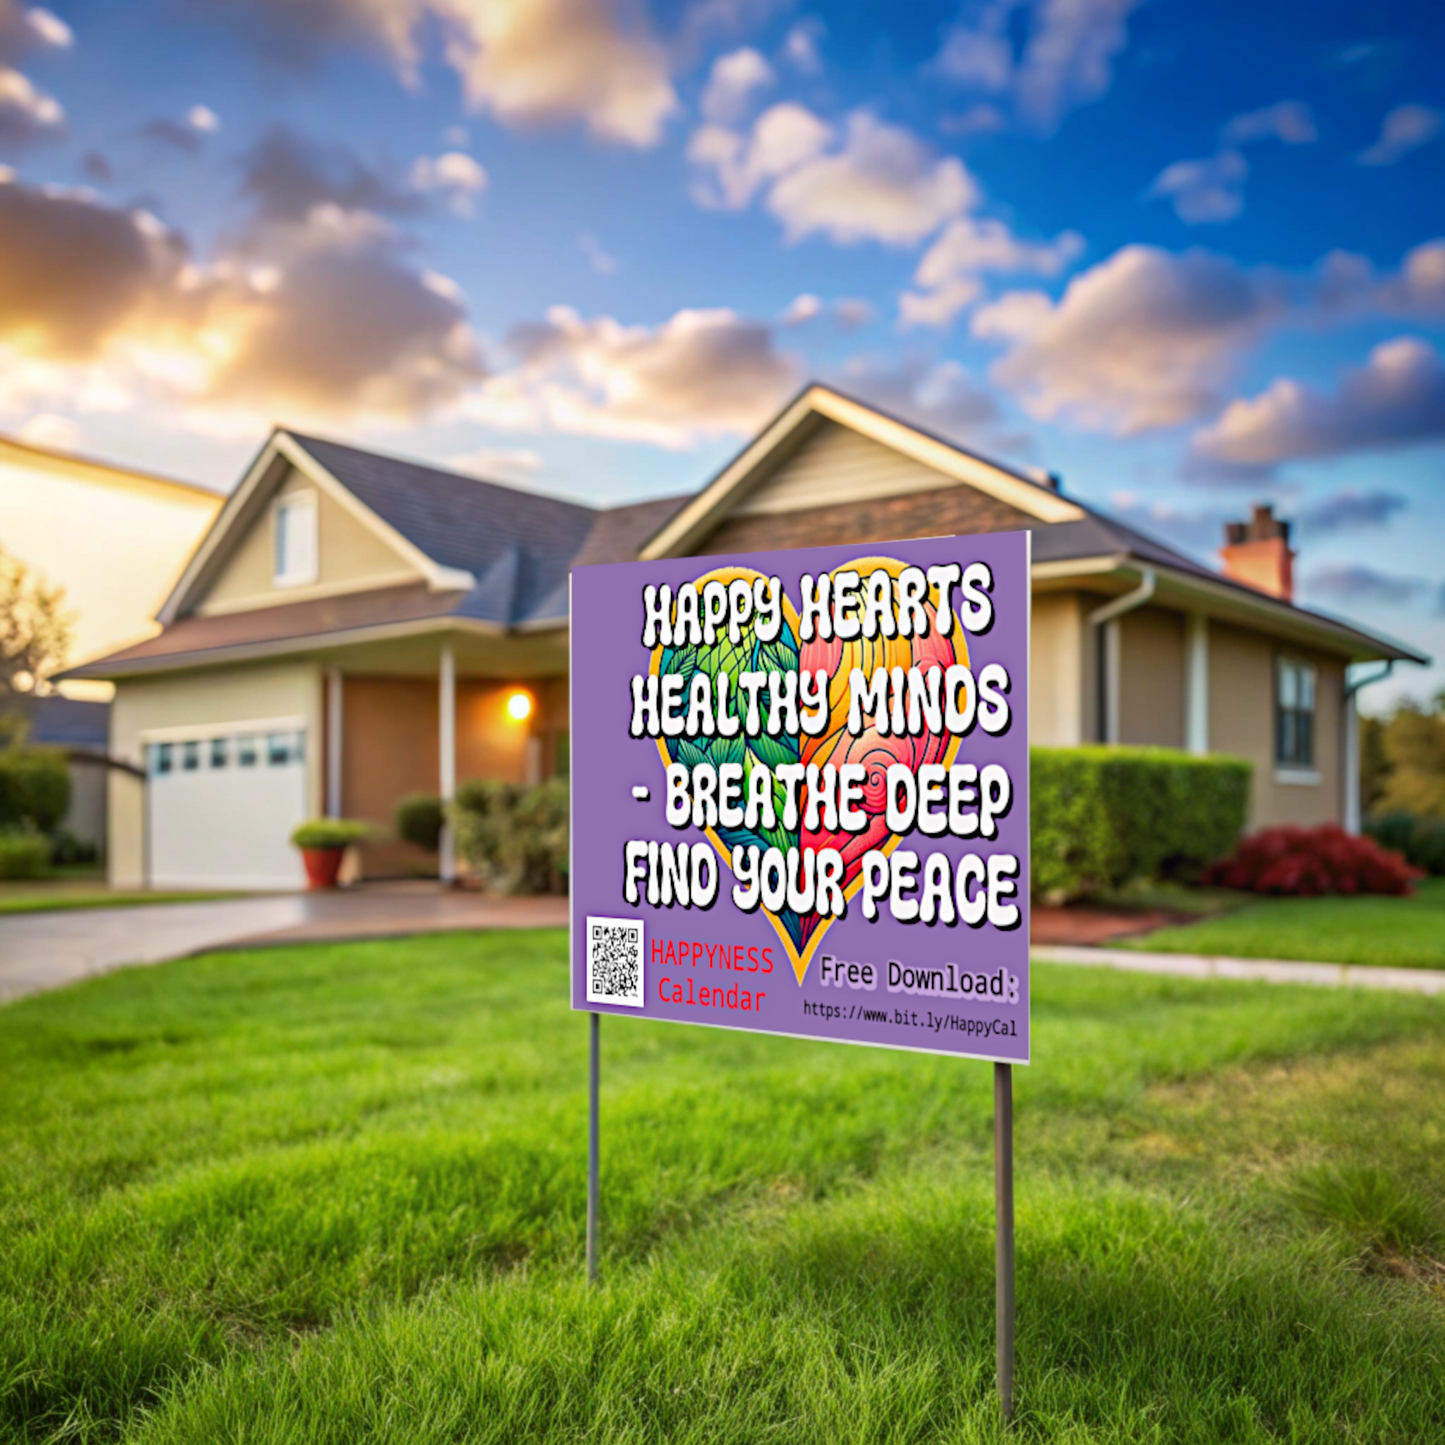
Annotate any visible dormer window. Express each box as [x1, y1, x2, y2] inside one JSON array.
[[274, 491, 318, 587]]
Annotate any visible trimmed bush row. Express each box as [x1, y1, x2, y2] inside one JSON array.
[[454, 778, 567, 896], [1364, 811, 1445, 877], [0, 746, 69, 834], [0, 829, 50, 879], [1032, 746, 1251, 901]]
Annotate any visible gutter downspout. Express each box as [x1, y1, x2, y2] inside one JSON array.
[[1087, 567, 1156, 745], [1342, 660, 1394, 834]]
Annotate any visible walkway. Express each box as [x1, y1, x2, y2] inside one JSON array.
[[1032, 943, 1445, 996], [6, 895, 1443, 1006], [0, 884, 568, 1004]]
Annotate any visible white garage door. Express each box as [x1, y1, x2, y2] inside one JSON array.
[[146, 722, 308, 890]]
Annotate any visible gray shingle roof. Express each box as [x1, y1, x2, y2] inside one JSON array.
[[290, 433, 600, 626]]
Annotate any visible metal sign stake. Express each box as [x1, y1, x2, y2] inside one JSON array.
[[995, 1061, 1015, 1420], [587, 1011, 600, 1283]]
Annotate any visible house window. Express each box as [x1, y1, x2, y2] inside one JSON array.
[[1275, 657, 1316, 769], [274, 491, 318, 587]]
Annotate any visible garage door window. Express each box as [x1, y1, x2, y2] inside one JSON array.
[[210, 737, 229, 769], [237, 736, 258, 768], [267, 731, 305, 765], [149, 742, 173, 776], [182, 741, 200, 771]]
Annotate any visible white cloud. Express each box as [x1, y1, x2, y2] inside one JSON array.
[[899, 278, 984, 329], [979, 245, 1287, 433], [900, 215, 1084, 327], [0, 175, 485, 430], [970, 288, 1054, 340], [690, 107, 976, 246], [0, 63, 61, 140], [187, 104, 221, 133], [687, 101, 833, 210], [933, 0, 1146, 134], [468, 303, 801, 449], [779, 293, 874, 327], [699, 46, 773, 124], [211, 0, 677, 147], [1359, 104, 1442, 166], [1190, 336, 1445, 474], [837, 353, 999, 435], [448, 444, 544, 481], [781, 18, 824, 74], [579, 231, 618, 274], [1147, 149, 1248, 224], [409, 150, 488, 214], [780, 292, 822, 324], [765, 111, 978, 246], [1221, 100, 1316, 147]]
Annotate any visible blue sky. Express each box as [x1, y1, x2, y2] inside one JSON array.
[[1, 0, 1442, 704]]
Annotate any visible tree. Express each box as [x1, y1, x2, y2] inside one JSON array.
[[1372, 691, 1445, 820], [0, 546, 73, 698]]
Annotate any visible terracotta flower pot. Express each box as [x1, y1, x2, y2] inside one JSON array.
[[300, 844, 347, 890]]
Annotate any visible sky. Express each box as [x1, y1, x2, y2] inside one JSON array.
[[0, 0, 1442, 706]]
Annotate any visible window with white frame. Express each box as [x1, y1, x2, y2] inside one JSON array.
[[274, 491, 318, 587], [1275, 656, 1316, 769]]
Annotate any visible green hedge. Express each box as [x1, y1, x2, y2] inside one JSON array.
[[454, 778, 567, 895], [0, 829, 50, 880], [394, 792, 445, 852], [0, 747, 70, 833], [1365, 811, 1445, 876], [1032, 746, 1252, 901]]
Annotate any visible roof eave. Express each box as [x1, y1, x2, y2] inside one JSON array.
[[1042, 553, 1430, 665]]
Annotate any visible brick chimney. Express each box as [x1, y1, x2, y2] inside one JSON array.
[[1220, 503, 1294, 601]]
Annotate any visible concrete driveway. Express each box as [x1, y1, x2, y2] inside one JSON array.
[[0, 884, 568, 1004]]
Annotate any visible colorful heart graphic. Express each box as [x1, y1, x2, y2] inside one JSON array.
[[651, 558, 968, 984]]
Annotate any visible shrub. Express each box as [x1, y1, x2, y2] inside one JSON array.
[[0, 828, 50, 879], [289, 818, 372, 850], [394, 792, 445, 852], [49, 829, 99, 866], [453, 777, 568, 895], [1203, 823, 1420, 896], [1031, 746, 1252, 901], [1364, 811, 1445, 876], [0, 746, 70, 833]]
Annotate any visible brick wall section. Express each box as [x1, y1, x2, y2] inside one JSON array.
[[687, 486, 1037, 556]]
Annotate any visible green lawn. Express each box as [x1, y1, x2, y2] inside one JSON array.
[[2, 932, 1443, 1443], [1126, 877, 1445, 969]]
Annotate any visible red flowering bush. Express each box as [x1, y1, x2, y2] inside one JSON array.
[[1203, 824, 1421, 896]]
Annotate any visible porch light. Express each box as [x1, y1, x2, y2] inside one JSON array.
[[506, 690, 533, 721]]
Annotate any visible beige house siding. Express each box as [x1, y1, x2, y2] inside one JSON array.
[[732, 419, 968, 516], [0, 436, 220, 700], [1029, 592, 1086, 746], [1207, 621, 1342, 828], [107, 660, 323, 887], [196, 466, 420, 616], [1118, 605, 1185, 747]]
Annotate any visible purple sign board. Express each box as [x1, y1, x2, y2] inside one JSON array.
[[569, 530, 1031, 1065]]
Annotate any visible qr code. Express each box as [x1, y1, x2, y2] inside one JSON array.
[[586, 916, 645, 1007]]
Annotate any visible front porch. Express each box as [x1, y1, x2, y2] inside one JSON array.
[[314, 626, 569, 883]]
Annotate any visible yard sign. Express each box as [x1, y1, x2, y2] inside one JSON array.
[[570, 529, 1031, 1062], [569, 529, 1030, 1415]]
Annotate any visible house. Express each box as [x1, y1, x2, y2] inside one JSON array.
[[1, 431, 222, 853], [0, 430, 223, 701], [65, 385, 1428, 891]]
